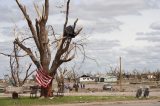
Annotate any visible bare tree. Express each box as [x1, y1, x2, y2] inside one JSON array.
[[108, 66, 120, 79], [14, 0, 82, 97], [71, 68, 80, 92], [154, 70, 160, 81], [0, 42, 33, 87], [55, 67, 68, 96]]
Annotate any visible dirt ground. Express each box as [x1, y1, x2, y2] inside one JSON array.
[[0, 90, 160, 98], [0, 88, 160, 106]]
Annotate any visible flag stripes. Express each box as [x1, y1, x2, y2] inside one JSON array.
[[35, 68, 52, 88]]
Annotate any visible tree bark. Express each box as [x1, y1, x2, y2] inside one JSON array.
[[39, 80, 53, 97]]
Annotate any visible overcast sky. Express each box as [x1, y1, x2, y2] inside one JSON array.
[[0, 0, 160, 78]]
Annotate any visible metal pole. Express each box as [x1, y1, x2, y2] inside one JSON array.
[[119, 57, 122, 91]]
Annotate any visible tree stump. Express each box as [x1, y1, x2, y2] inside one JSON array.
[[12, 91, 18, 99]]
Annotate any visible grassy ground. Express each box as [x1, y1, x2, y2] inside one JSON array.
[[0, 96, 158, 106]]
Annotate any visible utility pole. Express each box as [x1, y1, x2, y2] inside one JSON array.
[[119, 57, 122, 91]]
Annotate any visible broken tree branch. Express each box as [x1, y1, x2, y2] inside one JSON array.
[[0, 52, 27, 57], [15, 0, 40, 51], [21, 63, 34, 85], [44, 0, 49, 22], [14, 38, 40, 68], [63, 0, 70, 35]]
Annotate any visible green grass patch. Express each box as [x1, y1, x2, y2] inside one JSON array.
[[0, 96, 158, 106]]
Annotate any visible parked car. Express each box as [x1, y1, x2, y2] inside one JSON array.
[[103, 83, 112, 91]]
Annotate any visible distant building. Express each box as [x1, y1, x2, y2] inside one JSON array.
[[0, 79, 5, 83], [95, 75, 117, 83], [79, 74, 117, 83], [147, 74, 156, 80], [141, 73, 156, 80], [79, 75, 95, 82]]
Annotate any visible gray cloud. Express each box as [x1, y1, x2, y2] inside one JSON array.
[[67, 0, 152, 34], [70, 0, 149, 19], [136, 36, 160, 42], [81, 41, 160, 73], [87, 40, 120, 51], [78, 40, 122, 71], [136, 21, 160, 42], [136, 31, 160, 42], [1, 0, 153, 33], [150, 22, 160, 30], [0, 0, 22, 23], [146, 0, 160, 9], [122, 45, 160, 71], [86, 18, 122, 33], [136, 31, 160, 36]]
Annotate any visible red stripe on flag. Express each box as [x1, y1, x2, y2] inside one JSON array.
[[37, 70, 50, 81], [35, 67, 52, 88], [36, 73, 47, 87], [38, 69, 52, 79]]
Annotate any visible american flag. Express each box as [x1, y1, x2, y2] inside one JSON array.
[[35, 67, 52, 88]]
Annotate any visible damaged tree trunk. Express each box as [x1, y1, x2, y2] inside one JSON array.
[[14, 0, 82, 97]]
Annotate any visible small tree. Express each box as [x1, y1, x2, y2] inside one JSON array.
[[108, 66, 120, 79], [0, 42, 33, 87], [55, 67, 68, 95], [153, 70, 160, 81], [14, 0, 82, 97]]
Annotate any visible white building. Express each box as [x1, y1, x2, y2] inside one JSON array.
[[96, 75, 117, 83], [79, 75, 95, 82]]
